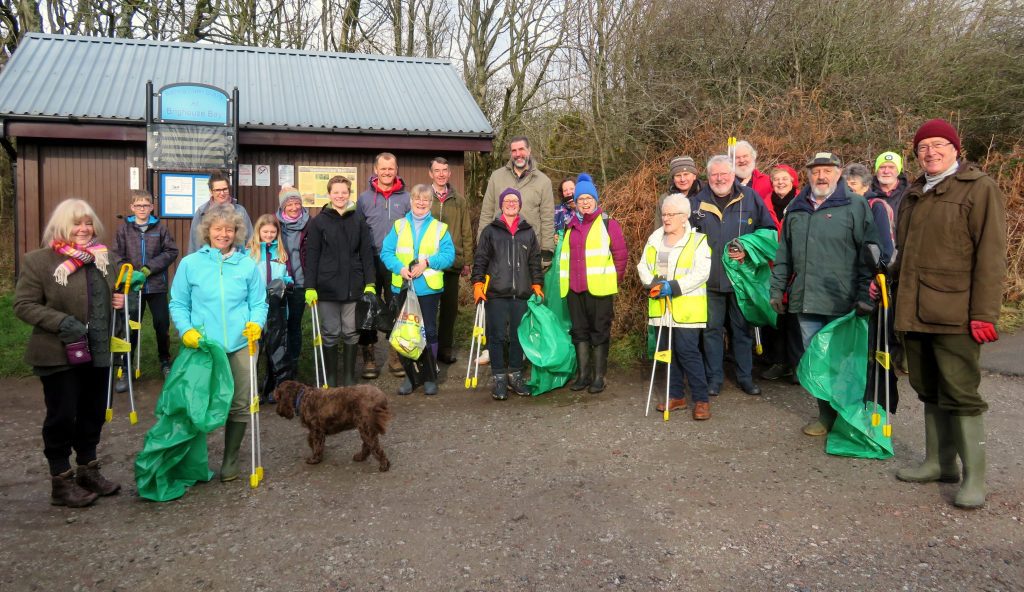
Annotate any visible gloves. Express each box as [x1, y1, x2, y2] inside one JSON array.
[[473, 282, 487, 303], [532, 284, 544, 298], [305, 289, 319, 305], [364, 284, 376, 294], [182, 328, 202, 349], [58, 315, 87, 343], [869, 280, 880, 301], [140, 266, 152, 277], [769, 296, 786, 315], [128, 270, 146, 292], [970, 320, 999, 344], [243, 322, 262, 342], [855, 301, 875, 316], [649, 279, 672, 299]]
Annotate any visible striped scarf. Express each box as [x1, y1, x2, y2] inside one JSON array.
[[51, 240, 109, 286]]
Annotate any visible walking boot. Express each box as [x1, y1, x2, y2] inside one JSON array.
[[340, 343, 358, 387], [361, 344, 380, 379], [570, 343, 592, 391], [51, 470, 98, 507], [507, 370, 532, 397], [802, 399, 837, 436], [387, 345, 406, 377], [323, 345, 339, 388], [492, 371, 508, 400], [760, 363, 793, 381], [951, 414, 987, 509], [437, 346, 457, 365], [588, 343, 609, 394], [896, 403, 960, 483], [220, 421, 247, 482], [75, 460, 121, 496]]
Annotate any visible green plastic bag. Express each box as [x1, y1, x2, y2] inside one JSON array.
[[524, 232, 577, 395], [135, 339, 235, 502], [797, 311, 893, 460], [721, 228, 779, 328]]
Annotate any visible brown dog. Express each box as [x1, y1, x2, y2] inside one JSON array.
[[275, 380, 392, 471]]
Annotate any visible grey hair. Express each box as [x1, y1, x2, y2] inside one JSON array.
[[707, 154, 735, 173], [42, 198, 105, 246], [200, 204, 246, 249], [662, 193, 691, 216], [843, 163, 872, 187], [735, 140, 757, 161]]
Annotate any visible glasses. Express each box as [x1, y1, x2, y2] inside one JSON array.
[[576, 196, 596, 203], [917, 141, 952, 155], [211, 187, 230, 194], [412, 197, 433, 203], [661, 212, 685, 218], [131, 203, 153, 209]]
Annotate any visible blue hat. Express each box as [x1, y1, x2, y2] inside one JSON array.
[[499, 187, 522, 207], [573, 173, 599, 203]]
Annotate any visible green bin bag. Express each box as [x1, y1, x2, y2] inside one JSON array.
[[135, 339, 235, 501], [796, 311, 893, 459], [721, 228, 779, 328], [523, 232, 577, 395]]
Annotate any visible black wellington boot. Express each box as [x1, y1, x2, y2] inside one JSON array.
[[570, 343, 592, 391], [588, 344, 609, 394]]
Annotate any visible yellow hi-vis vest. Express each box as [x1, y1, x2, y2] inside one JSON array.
[[643, 232, 708, 323], [559, 215, 618, 297], [391, 218, 448, 291]]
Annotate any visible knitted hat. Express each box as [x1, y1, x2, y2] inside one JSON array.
[[499, 187, 522, 208], [874, 151, 903, 174], [279, 186, 302, 207], [770, 164, 800, 190], [573, 173, 599, 203], [669, 156, 698, 177], [913, 118, 961, 154]]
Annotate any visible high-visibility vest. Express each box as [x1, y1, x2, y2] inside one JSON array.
[[559, 215, 618, 297], [642, 231, 708, 324], [391, 218, 448, 290]]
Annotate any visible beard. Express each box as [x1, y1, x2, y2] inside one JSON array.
[[735, 163, 754, 180], [812, 183, 834, 198]]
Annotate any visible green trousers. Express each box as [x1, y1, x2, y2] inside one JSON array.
[[904, 332, 985, 416]]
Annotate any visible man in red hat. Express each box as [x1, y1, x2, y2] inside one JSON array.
[[889, 118, 1007, 509]]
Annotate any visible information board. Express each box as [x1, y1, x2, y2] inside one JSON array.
[[159, 172, 211, 218], [297, 166, 359, 208]]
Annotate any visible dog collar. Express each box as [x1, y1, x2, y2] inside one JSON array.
[[294, 386, 306, 419]]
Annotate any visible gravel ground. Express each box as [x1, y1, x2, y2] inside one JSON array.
[[0, 363, 1021, 592]]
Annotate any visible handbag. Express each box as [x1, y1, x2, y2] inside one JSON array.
[[65, 337, 92, 365]]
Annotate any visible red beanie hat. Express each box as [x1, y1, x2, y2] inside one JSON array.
[[913, 119, 961, 154]]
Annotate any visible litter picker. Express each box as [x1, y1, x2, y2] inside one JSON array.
[[644, 292, 674, 422], [464, 275, 490, 389], [309, 299, 328, 388], [873, 272, 892, 438], [247, 331, 264, 488], [133, 290, 143, 379], [106, 264, 138, 425]]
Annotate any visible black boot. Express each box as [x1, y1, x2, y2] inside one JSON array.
[[492, 371, 509, 400], [51, 470, 98, 507], [588, 343, 609, 393], [340, 344, 358, 387], [508, 370, 532, 396], [323, 345, 339, 388], [570, 343, 592, 391], [76, 460, 121, 496]]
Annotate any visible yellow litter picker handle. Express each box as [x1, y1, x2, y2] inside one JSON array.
[[116, 263, 134, 295], [876, 273, 889, 309]]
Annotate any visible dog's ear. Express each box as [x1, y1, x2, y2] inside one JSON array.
[[275, 382, 295, 419]]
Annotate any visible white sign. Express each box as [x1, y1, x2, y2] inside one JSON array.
[[278, 164, 295, 187], [129, 167, 140, 190], [162, 174, 198, 216], [238, 164, 253, 186], [194, 178, 211, 208], [255, 164, 271, 187]]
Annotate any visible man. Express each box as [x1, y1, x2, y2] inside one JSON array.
[[428, 157, 474, 365], [871, 151, 909, 219], [770, 152, 878, 437], [654, 155, 703, 228], [188, 172, 253, 254], [690, 155, 775, 397], [357, 152, 412, 379], [477, 136, 555, 265], [890, 119, 1006, 509], [735, 140, 779, 230]]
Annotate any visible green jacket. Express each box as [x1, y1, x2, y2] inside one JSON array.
[[770, 184, 878, 316], [477, 158, 556, 253], [429, 184, 474, 270], [892, 163, 1007, 334]]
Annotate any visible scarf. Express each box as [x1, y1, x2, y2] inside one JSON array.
[[924, 162, 960, 193], [52, 240, 109, 286]]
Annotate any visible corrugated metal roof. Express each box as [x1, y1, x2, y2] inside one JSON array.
[[0, 33, 494, 137]]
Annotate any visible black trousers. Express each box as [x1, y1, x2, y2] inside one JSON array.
[[127, 292, 171, 362], [762, 312, 803, 367], [437, 270, 461, 354], [285, 287, 306, 364], [40, 365, 109, 475], [567, 291, 614, 346]]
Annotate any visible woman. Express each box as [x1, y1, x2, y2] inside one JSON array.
[[169, 204, 268, 482], [554, 177, 576, 233], [637, 194, 712, 419], [303, 176, 376, 387], [472, 188, 544, 400], [767, 165, 800, 229], [276, 186, 310, 378], [14, 198, 125, 507], [760, 165, 803, 383], [559, 173, 628, 393], [380, 184, 455, 396]]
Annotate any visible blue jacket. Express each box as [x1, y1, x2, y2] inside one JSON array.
[[689, 181, 777, 292], [380, 212, 456, 296], [250, 241, 293, 286], [169, 246, 269, 353]]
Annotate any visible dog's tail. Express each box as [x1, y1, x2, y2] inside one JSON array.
[[373, 403, 392, 434]]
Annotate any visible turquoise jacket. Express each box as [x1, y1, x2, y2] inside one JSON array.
[[170, 245, 269, 353], [250, 241, 294, 285], [380, 212, 455, 296]]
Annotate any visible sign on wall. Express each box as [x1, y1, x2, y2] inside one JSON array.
[[159, 84, 230, 125], [159, 172, 211, 218], [297, 166, 359, 208]]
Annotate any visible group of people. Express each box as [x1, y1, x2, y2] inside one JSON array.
[[13, 119, 1006, 511]]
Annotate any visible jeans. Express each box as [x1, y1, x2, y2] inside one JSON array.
[[703, 290, 753, 387], [655, 326, 708, 402], [485, 297, 528, 372], [796, 313, 840, 349]]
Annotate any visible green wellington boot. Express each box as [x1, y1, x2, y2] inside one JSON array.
[[951, 414, 987, 509], [896, 403, 960, 483], [220, 421, 248, 482], [802, 399, 838, 436], [340, 343, 358, 387], [323, 345, 339, 388]]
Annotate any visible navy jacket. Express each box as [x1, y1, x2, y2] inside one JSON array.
[[114, 216, 179, 294]]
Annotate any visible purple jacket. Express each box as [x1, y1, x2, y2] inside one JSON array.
[[565, 209, 628, 293]]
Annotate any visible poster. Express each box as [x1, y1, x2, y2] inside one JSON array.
[[255, 164, 271, 187], [159, 172, 211, 217], [297, 166, 358, 208], [278, 164, 295, 187], [238, 164, 253, 186]]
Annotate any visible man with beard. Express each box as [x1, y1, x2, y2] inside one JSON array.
[[871, 151, 909, 220], [770, 152, 878, 437], [734, 140, 778, 227]]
